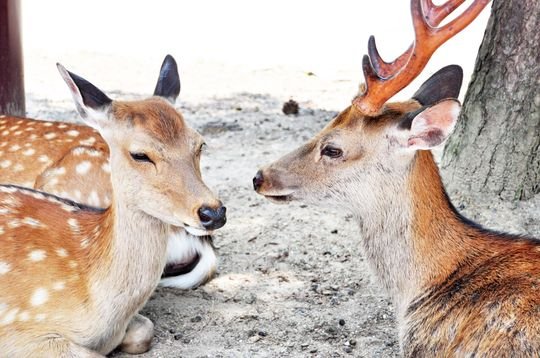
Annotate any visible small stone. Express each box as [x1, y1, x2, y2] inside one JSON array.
[[349, 339, 357, 346], [183, 338, 190, 344], [190, 315, 202, 323], [309, 349, 318, 353], [173, 333, 183, 340], [258, 331, 267, 337], [339, 319, 346, 326], [282, 99, 299, 115], [331, 229, 338, 234], [344, 346, 353, 353]]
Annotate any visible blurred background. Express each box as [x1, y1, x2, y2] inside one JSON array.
[[21, 0, 490, 110]]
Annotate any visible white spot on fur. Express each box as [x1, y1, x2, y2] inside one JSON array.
[[76, 161, 92, 175], [88, 191, 100, 207], [0, 226, 4, 235], [52, 281, 65, 291], [38, 155, 50, 163], [0, 160, 11, 168], [67, 130, 79, 137], [58, 124, 68, 129], [56, 248, 68, 257], [1, 308, 19, 325], [22, 217, 42, 227], [42, 122, 53, 127], [30, 288, 49, 306], [13, 130, 22, 136], [8, 145, 20, 152], [81, 238, 89, 248], [7, 219, 21, 229], [79, 137, 96, 145], [13, 164, 24, 172], [68, 261, 78, 269], [0, 261, 11, 275], [28, 250, 46, 262], [44, 132, 57, 140], [68, 218, 80, 232], [18, 311, 30, 322], [22, 148, 35, 156]]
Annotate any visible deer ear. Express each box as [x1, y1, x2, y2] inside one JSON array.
[[412, 65, 463, 106], [57, 63, 112, 129], [401, 99, 461, 150], [153, 55, 181, 103]]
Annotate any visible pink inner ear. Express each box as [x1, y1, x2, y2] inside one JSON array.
[[408, 99, 461, 150]]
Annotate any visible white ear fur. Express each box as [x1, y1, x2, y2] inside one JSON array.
[[57, 63, 111, 131], [406, 99, 461, 150]]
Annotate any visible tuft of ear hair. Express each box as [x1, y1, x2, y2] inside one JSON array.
[[153, 55, 181, 104], [405, 99, 461, 150], [412, 65, 463, 106]]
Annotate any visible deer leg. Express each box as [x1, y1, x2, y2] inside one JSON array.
[[119, 313, 154, 354]]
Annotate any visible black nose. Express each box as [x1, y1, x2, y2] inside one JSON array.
[[253, 170, 264, 191], [198, 205, 227, 230]]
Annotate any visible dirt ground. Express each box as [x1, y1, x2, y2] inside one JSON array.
[[25, 57, 540, 358]]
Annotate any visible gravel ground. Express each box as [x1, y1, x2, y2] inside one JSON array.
[[24, 58, 540, 358]]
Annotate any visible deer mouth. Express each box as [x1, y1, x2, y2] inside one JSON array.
[[263, 194, 293, 203]]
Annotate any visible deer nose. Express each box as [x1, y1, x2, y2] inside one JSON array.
[[253, 170, 264, 191], [198, 205, 227, 230]]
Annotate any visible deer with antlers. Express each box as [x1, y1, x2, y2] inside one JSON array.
[[254, 0, 540, 355], [0, 56, 226, 356], [0, 56, 218, 291]]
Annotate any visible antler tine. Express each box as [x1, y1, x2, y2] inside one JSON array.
[[354, 0, 490, 116], [423, 0, 466, 27], [368, 36, 410, 79], [367, 0, 466, 80]]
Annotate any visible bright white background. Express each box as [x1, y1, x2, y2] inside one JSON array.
[[21, 0, 491, 109]]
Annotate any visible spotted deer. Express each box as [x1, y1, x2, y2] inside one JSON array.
[[0, 56, 218, 290], [0, 57, 226, 356], [254, 0, 540, 356]]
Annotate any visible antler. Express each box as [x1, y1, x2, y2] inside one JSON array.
[[353, 0, 490, 116]]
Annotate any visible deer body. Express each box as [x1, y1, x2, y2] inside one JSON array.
[[253, 1, 540, 354], [0, 55, 226, 355], [0, 185, 168, 355], [0, 114, 218, 290]]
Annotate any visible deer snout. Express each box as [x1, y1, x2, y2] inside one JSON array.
[[253, 170, 265, 191], [198, 204, 227, 230]]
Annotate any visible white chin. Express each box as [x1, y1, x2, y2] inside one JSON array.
[[184, 226, 212, 236]]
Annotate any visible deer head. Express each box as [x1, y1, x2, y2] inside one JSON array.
[[253, 0, 487, 218], [58, 55, 226, 235]]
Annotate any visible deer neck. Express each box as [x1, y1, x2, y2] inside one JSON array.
[[87, 177, 169, 328], [353, 151, 474, 316]]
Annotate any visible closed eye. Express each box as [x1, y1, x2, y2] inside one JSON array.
[[130, 152, 154, 164]]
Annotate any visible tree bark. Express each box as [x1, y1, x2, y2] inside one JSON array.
[[442, 0, 540, 202]]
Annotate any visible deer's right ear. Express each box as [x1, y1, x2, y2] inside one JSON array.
[[57, 63, 112, 129]]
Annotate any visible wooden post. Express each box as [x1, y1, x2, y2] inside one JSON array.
[[0, 0, 25, 116]]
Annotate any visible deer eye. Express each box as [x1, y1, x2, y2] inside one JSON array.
[[321, 146, 343, 159], [130, 152, 154, 164]]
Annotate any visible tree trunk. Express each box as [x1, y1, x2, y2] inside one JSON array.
[[0, 0, 25, 116], [441, 0, 540, 203]]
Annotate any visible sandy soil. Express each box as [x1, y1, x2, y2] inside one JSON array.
[[25, 58, 540, 358]]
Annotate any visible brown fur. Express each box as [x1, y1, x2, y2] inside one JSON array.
[[256, 100, 540, 356]]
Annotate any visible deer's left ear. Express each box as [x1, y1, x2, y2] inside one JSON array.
[[153, 55, 180, 104], [397, 99, 461, 150]]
